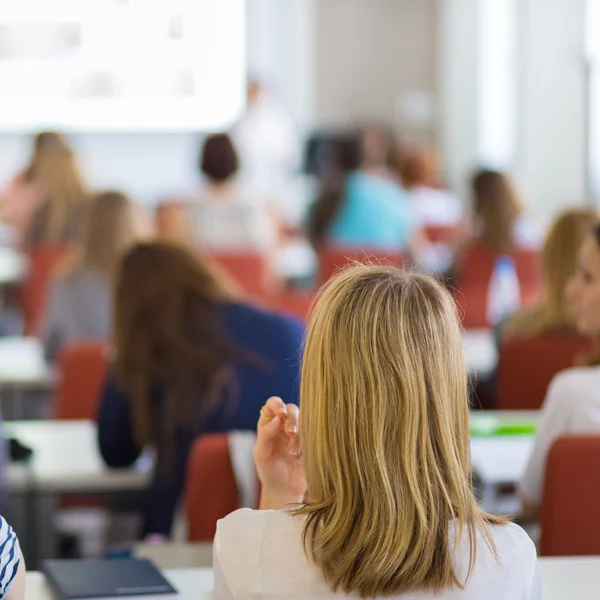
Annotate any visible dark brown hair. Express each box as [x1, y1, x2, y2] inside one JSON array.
[[472, 169, 522, 253], [200, 134, 239, 182], [113, 243, 245, 458], [307, 134, 363, 248]]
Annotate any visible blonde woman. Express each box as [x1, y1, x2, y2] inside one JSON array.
[[214, 266, 539, 599], [23, 145, 88, 250], [42, 191, 148, 360], [507, 208, 598, 337]]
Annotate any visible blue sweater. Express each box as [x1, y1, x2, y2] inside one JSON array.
[[96, 301, 304, 536]]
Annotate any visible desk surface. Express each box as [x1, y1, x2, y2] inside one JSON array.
[[0, 338, 53, 387], [24, 558, 600, 600], [4, 420, 149, 493]]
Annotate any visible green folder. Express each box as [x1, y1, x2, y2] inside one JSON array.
[[470, 419, 536, 437]]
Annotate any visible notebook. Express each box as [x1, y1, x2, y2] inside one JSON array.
[[42, 559, 179, 600]]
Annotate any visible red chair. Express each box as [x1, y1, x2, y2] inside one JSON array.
[[262, 289, 315, 321], [455, 243, 541, 328], [22, 245, 72, 335], [209, 253, 272, 297], [540, 436, 600, 556], [318, 246, 405, 286], [185, 435, 242, 541], [54, 342, 109, 419], [424, 225, 456, 244], [498, 335, 592, 410]]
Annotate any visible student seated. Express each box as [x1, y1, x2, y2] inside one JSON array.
[[308, 131, 414, 253], [97, 243, 304, 537], [189, 133, 278, 253], [506, 208, 597, 338], [520, 222, 600, 520], [0, 516, 25, 600], [42, 191, 147, 361], [215, 266, 538, 599]]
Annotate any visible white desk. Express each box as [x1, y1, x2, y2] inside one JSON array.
[[24, 558, 600, 600], [4, 420, 149, 567], [0, 338, 55, 420], [26, 568, 213, 600], [469, 411, 538, 486], [4, 420, 149, 493], [462, 329, 497, 377]]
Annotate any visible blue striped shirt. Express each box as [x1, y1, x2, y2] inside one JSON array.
[[0, 517, 20, 599]]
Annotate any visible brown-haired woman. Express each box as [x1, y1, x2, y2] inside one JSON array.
[[96, 242, 304, 537], [521, 222, 600, 520], [0, 131, 72, 245], [507, 208, 598, 337], [42, 191, 148, 360], [23, 145, 89, 250], [214, 265, 537, 599], [469, 169, 542, 254]]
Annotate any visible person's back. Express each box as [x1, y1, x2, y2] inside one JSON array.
[[97, 243, 303, 536], [214, 266, 538, 599], [216, 510, 536, 599], [326, 172, 412, 250], [43, 267, 110, 360], [42, 191, 144, 360], [190, 185, 276, 253]]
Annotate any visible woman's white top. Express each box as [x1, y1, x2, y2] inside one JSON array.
[[213, 509, 539, 600], [520, 366, 600, 505]]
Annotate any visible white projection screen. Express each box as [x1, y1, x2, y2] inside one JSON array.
[[0, 0, 245, 131]]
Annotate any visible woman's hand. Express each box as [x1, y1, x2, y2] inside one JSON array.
[[254, 397, 306, 510]]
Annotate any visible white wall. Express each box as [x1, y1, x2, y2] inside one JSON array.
[[515, 0, 587, 215], [314, 0, 438, 140]]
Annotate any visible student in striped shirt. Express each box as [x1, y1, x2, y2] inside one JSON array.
[[0, 516, 24, 600]]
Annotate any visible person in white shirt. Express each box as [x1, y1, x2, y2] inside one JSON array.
[[214, 265, 539, 599], [232, 80, 301, 196], [520, 222, 600, 520]]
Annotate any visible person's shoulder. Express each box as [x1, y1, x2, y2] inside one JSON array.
[[487, 521, 536, 558], [224, 302, 304, 338], [548, 365, 600, 401], [0, 516, 21, 598]]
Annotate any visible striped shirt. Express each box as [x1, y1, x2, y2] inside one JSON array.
[[188, 188, 276, 253], [0, 517, 21, 599]]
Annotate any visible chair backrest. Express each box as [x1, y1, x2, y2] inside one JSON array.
[[23, 245, 72, 335], [424, 225, 456, 244], [185, 435, 241, 541], [318, 246, 405, 286], [456, 242, 541, 328], [498, 335, 593, 410], [541, 436, 600, 556], [54, 342, 109, 419], [208, 253, 271, 297]]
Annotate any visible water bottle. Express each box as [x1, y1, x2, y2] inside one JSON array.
[[486, 255, 521, 326]]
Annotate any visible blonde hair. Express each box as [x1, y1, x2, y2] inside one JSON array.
[[63, 191, 141, 283], [507, 208, 598, 337], [472, 170, 522, 253], [295, 265, 504, 597], [28, 147, 87, 243]]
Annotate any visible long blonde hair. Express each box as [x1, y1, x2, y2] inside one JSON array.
[[63, 191, 142, 283], [295, 265, 504, 597], [507, 208, 598, 337], [472, 170, 522, 253], [28, 147, 87, 243]]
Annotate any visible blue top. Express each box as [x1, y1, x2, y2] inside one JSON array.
[[326, 172, 413, 250], [96, 301, 304, 536], [0, 517, 21, 598]]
